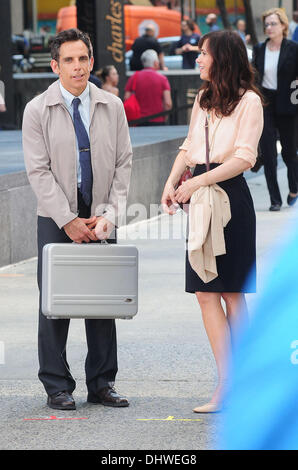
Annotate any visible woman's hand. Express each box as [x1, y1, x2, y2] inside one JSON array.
[[175, 178, 199, 204], [94, 216, 115, 240], [161, 182, 179, 215]]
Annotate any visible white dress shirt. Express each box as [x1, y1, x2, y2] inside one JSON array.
[[262, 47, 280, 90], [59, 81, 90, 184]]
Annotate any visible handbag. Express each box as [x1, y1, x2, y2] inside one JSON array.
[[176, 166, 193, 212], [124, 72, 141, 123], [178, 166, 193, 186], [177, 116, 210, 211]]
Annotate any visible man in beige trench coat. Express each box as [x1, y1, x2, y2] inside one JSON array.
[[22, 28, 132, 411]]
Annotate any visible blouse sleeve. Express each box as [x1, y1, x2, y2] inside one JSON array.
[[178, 95, 200, 152], [233, 93, 264, 167]]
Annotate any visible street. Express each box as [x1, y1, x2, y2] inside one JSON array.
[[0, 165, 297, 451]]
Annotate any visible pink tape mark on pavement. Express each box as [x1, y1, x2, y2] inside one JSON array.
[[23, 415, 88, 421]]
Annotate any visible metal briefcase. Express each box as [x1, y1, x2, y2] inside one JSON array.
[[41, 243, 138, 320]]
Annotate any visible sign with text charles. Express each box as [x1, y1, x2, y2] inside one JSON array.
[[77, 0, 126, 96]]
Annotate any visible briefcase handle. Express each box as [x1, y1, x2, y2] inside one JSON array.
[[72, 239, 109, 245]]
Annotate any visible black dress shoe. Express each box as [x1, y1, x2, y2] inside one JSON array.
[[87, 387, 129, 407], [269, 204, 281, 212], [47, 391, 76, 410], [287, 193, 298, 206]]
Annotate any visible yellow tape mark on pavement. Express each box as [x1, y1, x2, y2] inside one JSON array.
[[137, 415, 202, 422]]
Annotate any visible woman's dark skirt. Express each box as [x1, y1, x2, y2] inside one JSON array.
[[185, 163, 256, 293]]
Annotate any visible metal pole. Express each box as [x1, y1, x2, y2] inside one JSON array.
[[234, 0, 238, 23], [32, 0, 38, 33], [191, 0, 195, 20]]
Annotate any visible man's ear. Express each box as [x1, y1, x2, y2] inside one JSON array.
[[89, 56, 94, 72], [51, 59, 60, 75]]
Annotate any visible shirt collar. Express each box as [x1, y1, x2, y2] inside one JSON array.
[[59, 81, 90, 108]]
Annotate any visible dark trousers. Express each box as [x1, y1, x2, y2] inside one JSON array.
[[37, 193, 118, 396], [259, 88, 298, 206]]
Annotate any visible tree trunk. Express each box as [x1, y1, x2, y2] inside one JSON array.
[[243, 0, 258, 45], [216, 0, 232, 30]]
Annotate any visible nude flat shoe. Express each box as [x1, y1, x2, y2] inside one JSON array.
[[193, 402, 222, 413]]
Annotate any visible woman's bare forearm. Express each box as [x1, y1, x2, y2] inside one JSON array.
[[166, 150, 188, 187], [174, 157, 251, 203]]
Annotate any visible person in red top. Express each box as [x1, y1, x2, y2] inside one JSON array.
[[124, 49, 172, 125]]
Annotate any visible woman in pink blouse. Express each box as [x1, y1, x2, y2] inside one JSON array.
[[161, 31, 264, 413]]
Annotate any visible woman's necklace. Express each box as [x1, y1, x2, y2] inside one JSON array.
[[207, 111, 223, 158]]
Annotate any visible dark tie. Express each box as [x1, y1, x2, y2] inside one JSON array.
[[72, 97, 93, 206]]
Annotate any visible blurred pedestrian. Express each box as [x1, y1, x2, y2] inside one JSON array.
[[175, 19, 200, 69], [88, 72, 102, 88], [235, 19, 251, 44], [96, 65, 119, 96], [293, 24, 298, 42], [221, 219, 298, 450], [124, 49, 172, 125], [289, 10, 298, 39], [206, 13, 220, 32], [129, 24, 166, 71], [252, 8, 298, 211], [0, 91, 6, 112], [161, 31, 263, 413]]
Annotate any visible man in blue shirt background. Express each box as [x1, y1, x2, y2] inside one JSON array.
[[175, 19, 200, 69], [206, 13, 220, 32]]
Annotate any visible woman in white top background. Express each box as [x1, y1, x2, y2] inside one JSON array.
[[252, 8, 298, 211], [161, 31, 263, 413]]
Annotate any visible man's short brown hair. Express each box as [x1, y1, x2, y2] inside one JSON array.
[[50, 28, 93, 62]]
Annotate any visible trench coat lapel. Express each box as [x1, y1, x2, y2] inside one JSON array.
[[277, 38, 290, 74]]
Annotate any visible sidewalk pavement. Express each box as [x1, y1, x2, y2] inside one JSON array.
[[0, 165, 297, 451]]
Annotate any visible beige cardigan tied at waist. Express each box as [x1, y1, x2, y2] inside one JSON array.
[[188, 184, 231, 283]]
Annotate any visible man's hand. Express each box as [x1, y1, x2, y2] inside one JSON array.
[[93, 216, 115, 240], [63, 216, 98, 243], [182, 43, 191, 52]]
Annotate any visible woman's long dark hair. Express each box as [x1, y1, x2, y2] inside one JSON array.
[[198, 31, 263, 116]]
